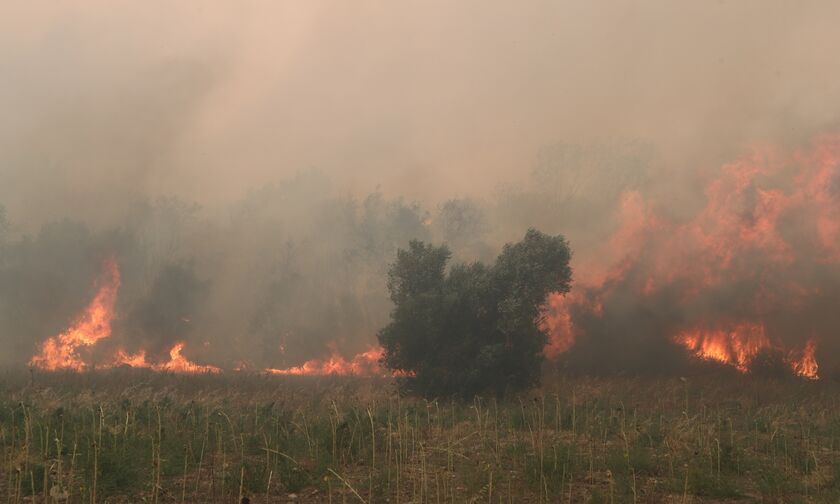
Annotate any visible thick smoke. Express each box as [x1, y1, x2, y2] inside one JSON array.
[[0, 150, 649, 369], [3, 2, 840, 372], [550, 137, 840, 377]]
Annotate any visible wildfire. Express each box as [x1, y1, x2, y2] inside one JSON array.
[[543, 135, 840, 378], [672, 323, 772, 373], [29, 258, 121, 371], [266, 347, 387, 376], [30, 259, 222, 375], [155, 342, 221, 373], [108, 343, 221, 374], [28, 258, 388, 376], [31, 136, 840, 380], [792, 339, 819, 380], [110, 349, 150, 369], [672, 326, 820, 378], [543, 290, 602, 358]]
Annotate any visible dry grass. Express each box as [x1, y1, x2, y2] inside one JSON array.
[[0, 369, 838, 502]]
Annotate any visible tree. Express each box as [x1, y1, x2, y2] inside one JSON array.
[[123, 262, 206, 358], [378, 229, 572, 397], [435, 198, 485, 249]]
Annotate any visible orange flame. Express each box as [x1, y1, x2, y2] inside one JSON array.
[[30, 260, 222, 374], [266, 347, 388, 376], [673, 323, 771, 373], [29, 259, 392, 376], [673, 325, 820, 378], [542, 136, 840, 379], [29, 258, 121, 371], [543, 290, 603, 358], [108, 343, 221, 374], [110, 349, 150, 369], [155, 342, 221, 373], [792, 339, 819, 380]]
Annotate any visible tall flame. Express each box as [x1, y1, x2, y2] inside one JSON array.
[[29, 258, 120, 371], [792, 339, 819, 380], [543, 135, 840, 378], [673, 323, 770, 373]]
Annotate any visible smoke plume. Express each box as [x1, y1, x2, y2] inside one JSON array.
[[2, 1, 840, 374]]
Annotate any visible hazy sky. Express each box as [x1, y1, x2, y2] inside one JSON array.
[[2, 1, 840, 229]]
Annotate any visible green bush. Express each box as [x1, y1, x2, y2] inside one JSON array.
[[379, 228, 572, 398]]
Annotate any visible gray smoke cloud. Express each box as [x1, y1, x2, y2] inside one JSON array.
[[2, 1, 840, 370]]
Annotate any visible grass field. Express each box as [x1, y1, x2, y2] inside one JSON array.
[[0, 370, 838, 503]]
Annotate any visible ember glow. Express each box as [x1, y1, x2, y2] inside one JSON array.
[[546, 135, 840, 378]]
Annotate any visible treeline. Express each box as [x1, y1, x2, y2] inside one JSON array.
[[0, 142, 650, 370]]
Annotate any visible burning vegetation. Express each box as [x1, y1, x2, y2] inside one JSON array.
[[265, 347, 386, 376], [19, 135, 840, 382], [546, 135, 840, 379], [29, 258, 121, 371], [27, 258, 385, 376], [29, 260, 220, 374], [7, 3, 840, 501]]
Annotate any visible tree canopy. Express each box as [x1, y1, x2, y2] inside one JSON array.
[[378, 228, 572, 397]]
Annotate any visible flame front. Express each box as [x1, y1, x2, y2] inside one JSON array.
[[156, 343, 221, 373], [672, 327, 820, 379], [29, 258, 121, 371], [35, 136, 840, 379], [543, 135, 840, 378], [673, 323, 772, 373], [27, 258, 386, 376], [30, 259, 222, 375], [110, 349, 149, 369], [792, 339, 819, 380], [108, 343, 221, 374], [266, 347, 387, 376]]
